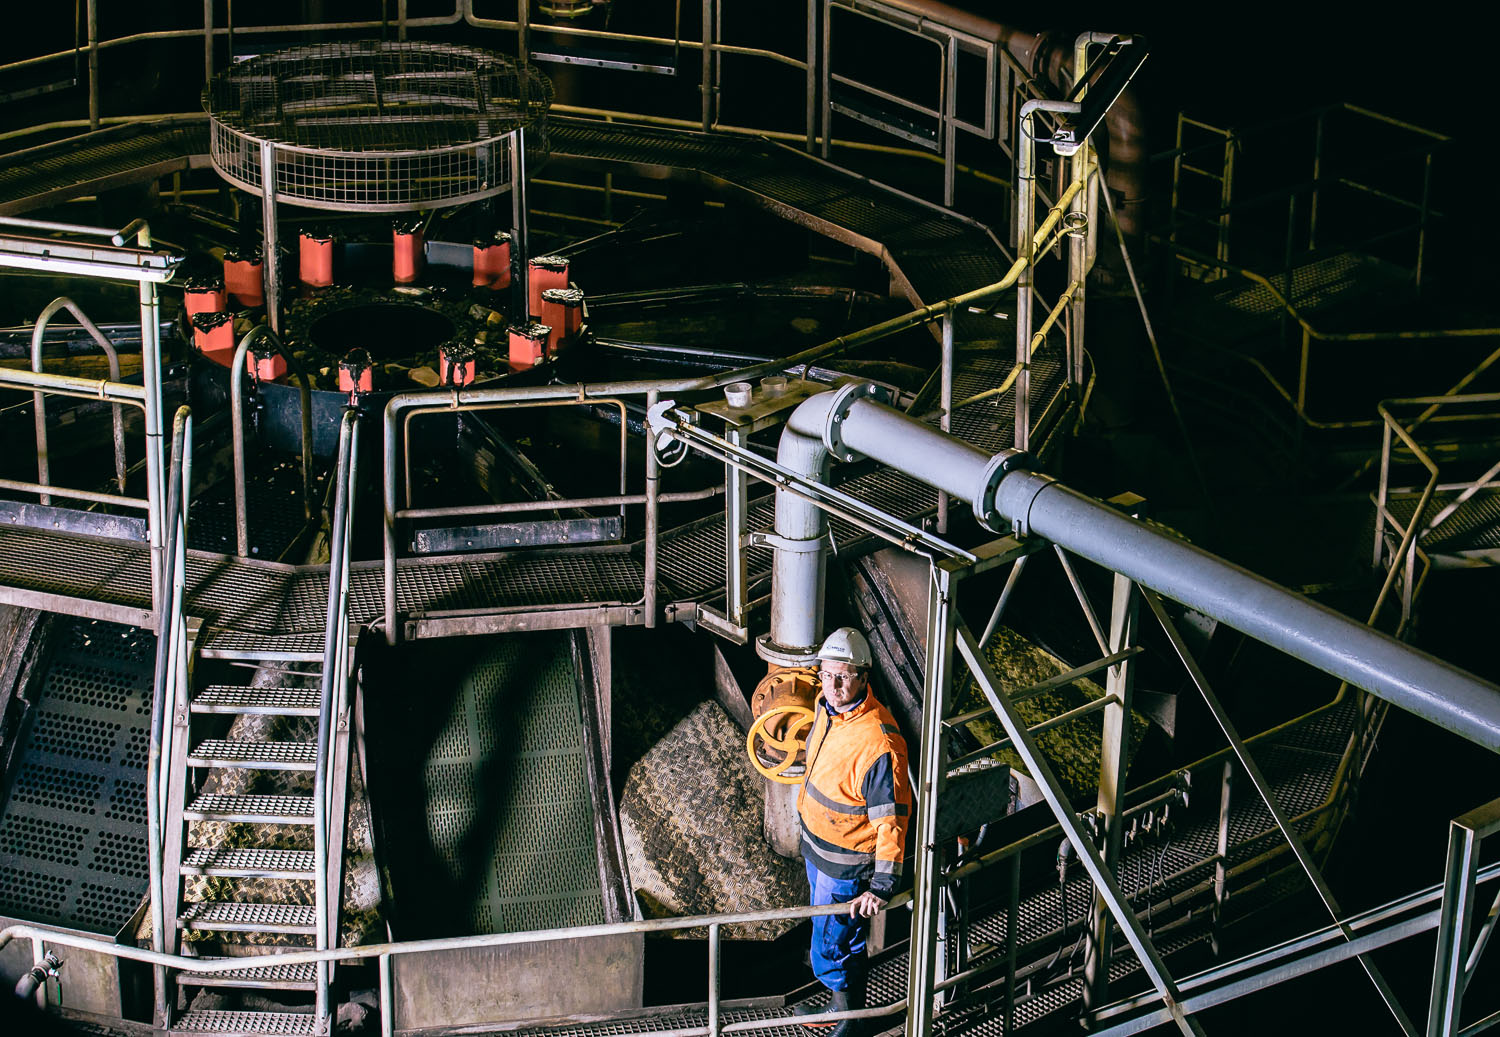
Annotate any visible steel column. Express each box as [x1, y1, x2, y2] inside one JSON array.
[[644, 388, 661, 629], [806, 0, 817, 152], [955, 623, 1203, 1036], [87, 0, 99, 131], [1083, 573, 1138, 1011], [259, 141, 281, 335], [904, 562, 958, 1037], [937, 311, 953, 534], [1067, 145, 1089, 389], [1144, 589, 1418, 1035], [701, 0, 713, 132], [510, 128, 530, 321]]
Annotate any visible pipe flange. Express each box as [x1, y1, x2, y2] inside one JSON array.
[[755, 633, 821, 668], [823, 381, 892, 463], [974, 448, 1033, 532]]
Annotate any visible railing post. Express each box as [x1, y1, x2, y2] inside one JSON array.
[[700, 0, 714, 132], [725, 428, 748, 626], [86, 0, 99, 131], [644, 388, 661, 628], [805, 0, 817, 152], [1211, 759, 1233, 956], [942, 35, 957, 207], [1014, 107, 1037, 452], [937, 310, 953, 534], [203, 0, 214, 83], [1067, 143, 1091, 390], [819, 0, 832, 160], [1416, 152, 1432, 290], [1427, 800, 1500, 1036], [1083, 573, 1138, 1012], [905, 561, 959, 1037], [707, 922, 721, 1037]]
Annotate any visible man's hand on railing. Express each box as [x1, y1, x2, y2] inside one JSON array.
[[847, 891, 885, 918]]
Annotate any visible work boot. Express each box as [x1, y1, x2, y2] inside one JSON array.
[[827, 980, 866, 1037], [795, 988, 848, 1029]]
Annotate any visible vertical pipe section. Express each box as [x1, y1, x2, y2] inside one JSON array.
[[767, 428, 829, 656], [259, 142, 281, 335], [1083, 574, 1138, 1010], [905, 563, 957, 1037]]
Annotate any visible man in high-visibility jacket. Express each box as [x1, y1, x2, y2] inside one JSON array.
[[796, 626, 912, 1037]]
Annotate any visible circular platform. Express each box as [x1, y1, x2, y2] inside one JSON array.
[[204, 41, 552, 211]]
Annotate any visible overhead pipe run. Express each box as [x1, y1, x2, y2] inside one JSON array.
[[735, 382, 1500, 749]]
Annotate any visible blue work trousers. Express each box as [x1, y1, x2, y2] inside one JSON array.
[[806, 858, 868, 992]]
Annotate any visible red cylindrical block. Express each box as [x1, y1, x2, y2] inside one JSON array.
[[527, 255, 569, 317], [473, 232, 512, 290], [338, 349, 374, 394], [190, 311, 235, 365], [183, 276, 228, 319], [508, 321, 550, 369], [300, 231, 334, 288], [540, 287, 584, 353], [223, 248, 264, 308], [248, 343, 287, 382], [393, 221, 424, 284], [440, 340, 478, 387]]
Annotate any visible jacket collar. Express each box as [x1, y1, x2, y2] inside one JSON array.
[[820, 689, 878, 722]]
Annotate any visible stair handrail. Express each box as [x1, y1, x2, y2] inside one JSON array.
[[228, 325, 315, 558], [146, 406, 192, 964], [30, 296, 129, 500], [313, 406, 360, 1029]]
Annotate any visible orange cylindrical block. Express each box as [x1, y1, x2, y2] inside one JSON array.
[[440, 341, 478, 387], [248, 346, 286, 382], [527, 255, 568, 317], [184, 277, 228, 319], [338, 349, 374, 394], [190, 311, 235, 365], [508, 322, 550, 369], [300, 232, 334, 288], [540, 287, 584, 353], [223, 250, 264, 308], [473, 232, 512, 290], [393, 224, 424, 284]]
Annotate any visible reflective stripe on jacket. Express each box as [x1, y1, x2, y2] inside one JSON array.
[[797, 691, 912, 898]]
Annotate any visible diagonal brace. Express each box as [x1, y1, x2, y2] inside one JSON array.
[[1142, 589, 1418, 1037], [955, 623, 1205, 1037]]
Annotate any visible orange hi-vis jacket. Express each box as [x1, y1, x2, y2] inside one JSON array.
[[797, 691, 912, 898]]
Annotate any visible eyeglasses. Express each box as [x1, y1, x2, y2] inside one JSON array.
[[818, 670, 864, 687]]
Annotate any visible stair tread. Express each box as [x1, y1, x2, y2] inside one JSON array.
[[172, 1008, 316, 1035], [179, 901, 317, 932], [184, 793, 314, 821], [188, 739, 318, 768], [178, 960, 317, 987], [192, 686, 321, 715], [180, 847, 316, 876]]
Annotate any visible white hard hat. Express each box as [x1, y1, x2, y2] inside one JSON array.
[[818, 626, 872, 669]]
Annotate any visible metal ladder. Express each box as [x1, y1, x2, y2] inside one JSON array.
[[152, 409, 361, 1037], [1169, 115, 1236, 281]]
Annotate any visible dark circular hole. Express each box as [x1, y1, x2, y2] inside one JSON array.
[[308, 302, 457, 361]]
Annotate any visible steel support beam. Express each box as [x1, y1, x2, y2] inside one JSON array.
[[954, 622, 1203, 1036], [1429, 798, 1500, 1036]]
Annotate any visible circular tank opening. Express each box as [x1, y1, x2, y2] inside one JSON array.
[[309, 302, 458, 360]]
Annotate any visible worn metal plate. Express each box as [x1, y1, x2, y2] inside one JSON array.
[[412, 516, 624, 555], [0, 500, 147, 543]]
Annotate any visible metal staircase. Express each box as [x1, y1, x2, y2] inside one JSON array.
[[150, 409, 361, 1036]]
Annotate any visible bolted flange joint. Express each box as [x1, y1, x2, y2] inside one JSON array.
[[821, 381, 893, 463], [974, 447, 1035, 531]]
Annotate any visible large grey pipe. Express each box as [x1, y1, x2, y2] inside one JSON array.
[[765, 386, 1500, 750]]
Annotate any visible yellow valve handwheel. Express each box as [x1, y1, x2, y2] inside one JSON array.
[[746, 704, 816, 784]]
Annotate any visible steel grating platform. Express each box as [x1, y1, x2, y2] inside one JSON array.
[[0, 118, 210, 216], [1383, 487, 1500, 561]]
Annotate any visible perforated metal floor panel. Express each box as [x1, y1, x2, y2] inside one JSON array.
[[0, 617, 154, 934], [420, 632, 607, 935]]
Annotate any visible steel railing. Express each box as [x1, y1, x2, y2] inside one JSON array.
[[1373, 393, 1500, 627], [227, 326, 315, 559], [145, 404, 192, 1024]]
